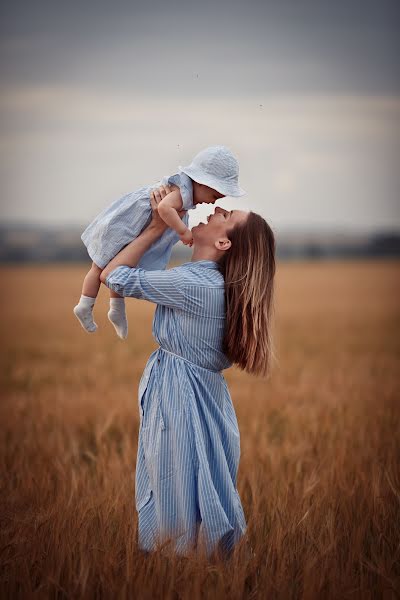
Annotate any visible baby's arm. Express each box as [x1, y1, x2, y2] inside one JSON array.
[[157, 190, 193, 246]]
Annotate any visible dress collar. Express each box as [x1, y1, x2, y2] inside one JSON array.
[[181, 259, 219, 269]]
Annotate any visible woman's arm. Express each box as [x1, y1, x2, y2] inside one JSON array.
[[100, 221, 167, 283], [102, 264, 187, 308], [100, 189, 180, 283], [99, 188, 191, 308]]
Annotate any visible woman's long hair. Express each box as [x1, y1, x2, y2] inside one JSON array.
[[217, 212, 276, 376]]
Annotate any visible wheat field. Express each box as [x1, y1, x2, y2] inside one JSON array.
[[0, 261, 399, 599]]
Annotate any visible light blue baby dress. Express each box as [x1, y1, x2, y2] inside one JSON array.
[[81, 172, 195, 270]]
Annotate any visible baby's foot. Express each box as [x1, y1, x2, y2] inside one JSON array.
[[108, 298, 128, 339], [73, 295, 97, 333]]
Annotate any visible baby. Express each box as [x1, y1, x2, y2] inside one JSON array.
[[73, 145, 246, 339]]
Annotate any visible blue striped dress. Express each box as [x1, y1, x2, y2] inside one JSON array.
[[105, 260, 247, 558], [81, 172, 195, 269]]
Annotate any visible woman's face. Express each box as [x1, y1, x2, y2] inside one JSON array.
[[192, 206, 248, 247]]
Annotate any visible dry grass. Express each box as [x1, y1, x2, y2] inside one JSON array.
[[0, 260, 399, 599]]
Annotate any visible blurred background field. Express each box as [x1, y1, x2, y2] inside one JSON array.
[[1, 259, 399, 598], [1, 1, 400, 597]]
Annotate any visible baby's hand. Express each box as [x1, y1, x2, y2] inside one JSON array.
[[180, 229, 194, 247]]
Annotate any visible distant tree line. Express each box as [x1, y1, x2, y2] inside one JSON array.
[[0, 225, 399, 263]]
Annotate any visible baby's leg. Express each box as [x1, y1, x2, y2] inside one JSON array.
[[73, 262, 102, 333], [108, 288, 128, 339], [82, 262, 103, 298]]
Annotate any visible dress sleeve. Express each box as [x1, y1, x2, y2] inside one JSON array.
[[105, 264, 186, 309], [167, 172, 195, 211], [179, 172, 195, 211]]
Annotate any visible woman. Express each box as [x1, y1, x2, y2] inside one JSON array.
[[100, 187, 276, 559]]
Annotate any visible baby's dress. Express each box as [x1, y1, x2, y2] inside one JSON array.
[[81, 172, 195, 270]]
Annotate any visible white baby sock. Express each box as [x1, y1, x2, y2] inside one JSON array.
[[108, 297, 128, 339], [73, 295, 97, 333]]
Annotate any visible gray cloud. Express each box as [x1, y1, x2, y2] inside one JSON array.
[[1, 0, 399, 94], [0, 1, 399, 232]]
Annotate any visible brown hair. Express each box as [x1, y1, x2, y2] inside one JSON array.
[[217, 212, 276, 376]]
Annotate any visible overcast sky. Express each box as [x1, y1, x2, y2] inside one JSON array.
[[0, 0, 399, 232]]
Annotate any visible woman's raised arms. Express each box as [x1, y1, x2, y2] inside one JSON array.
[[100, 184, 188, 310]]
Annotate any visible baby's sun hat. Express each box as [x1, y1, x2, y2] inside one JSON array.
[[179, 145, 246, 197]]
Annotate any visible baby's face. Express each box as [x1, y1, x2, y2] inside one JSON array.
[[193, 182, 225, 205]]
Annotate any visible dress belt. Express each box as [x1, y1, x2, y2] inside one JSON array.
[[157, 346, 222, 374]]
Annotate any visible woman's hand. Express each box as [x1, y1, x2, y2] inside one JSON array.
[[149, 186, 170, 233], [150, 184, 172, 206]]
